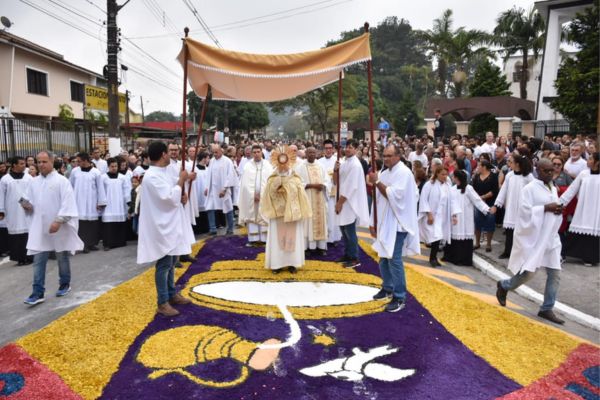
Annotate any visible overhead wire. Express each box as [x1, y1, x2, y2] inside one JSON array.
[[180, 0, 222, 47]]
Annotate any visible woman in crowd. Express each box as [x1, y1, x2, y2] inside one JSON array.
[[491, 154, 534, 259], [419, 166, 459, 267], [559, 152, 600, 266], [443, 170, 492, 266], [412, 160, 427, 194], [472, 160, 499, 252], [28, 163, 39, 177], [25, 156, 36, 168]]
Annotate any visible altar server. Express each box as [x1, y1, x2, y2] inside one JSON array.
[[317, 140, 342, 244], [101, 158, 130, 250]]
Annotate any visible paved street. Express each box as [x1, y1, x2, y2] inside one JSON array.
[[1, 228, 598, 346]]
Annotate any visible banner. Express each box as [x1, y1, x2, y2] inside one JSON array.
[[85, 85, 126, 114]]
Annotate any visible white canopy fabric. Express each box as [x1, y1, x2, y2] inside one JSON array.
[[177, 33, 372, 102]]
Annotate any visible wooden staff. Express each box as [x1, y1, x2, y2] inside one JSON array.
[[188, 86, 210, 196], [180, 27, 190, 193], [365, 22, 377, 230], [335, 71, 343, 201]]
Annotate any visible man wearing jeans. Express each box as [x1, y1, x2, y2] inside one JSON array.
[[22, 151, 84, 306], [368, 144, 421, 312], [496, 159, 565, 324], [333, 140, 369, 269], [137, 142, 196, 317]]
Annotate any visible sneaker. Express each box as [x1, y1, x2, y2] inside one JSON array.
[[385, 298, 406, 313], [24, 293, 45, 306], [343, 259, 361, 269], [169, 293, 192, 306], [179, 254, 195, 263], [56, 284, 71, 297], [335, 256, 351, 263], [373, 289, 392, 300], [496, 281, 507, 307]]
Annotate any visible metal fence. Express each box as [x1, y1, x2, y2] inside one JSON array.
[[0, 117, 94, 160], [534, 119, 570, 138]]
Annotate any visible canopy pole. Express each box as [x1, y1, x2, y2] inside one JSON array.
[[336, 71, 343, 201], [180, 27, 190, 192], [365, 22, 377, 231], [188, 86, 210, 195]]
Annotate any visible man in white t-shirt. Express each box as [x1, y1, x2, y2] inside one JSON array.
[[564, 142, 588, 178], [408, 143, 428, 168], [475, 132, 497, 160]]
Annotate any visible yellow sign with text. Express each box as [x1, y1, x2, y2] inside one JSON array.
[[85, 85, 126, 114]]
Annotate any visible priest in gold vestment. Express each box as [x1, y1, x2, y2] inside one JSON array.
[[260, 146, 311, 274]]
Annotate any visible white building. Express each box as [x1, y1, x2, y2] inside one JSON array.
[[502, 55, 543, 103]]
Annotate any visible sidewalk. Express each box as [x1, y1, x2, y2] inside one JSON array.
[[473, 231, 600, 319]]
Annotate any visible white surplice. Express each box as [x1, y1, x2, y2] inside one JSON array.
[[195, 166, 208, 211], [238, 159, 273, 242], [335, 155, 369, 227], [179, 159, 201, 224], [508, 180, 562, 274], [418, 180, 460, 244], [0, 173, 33, 234], [317, 155, 342, 242], [25, 171, 83, 254], [137, 166, 195, 264], [101, 174, 130, 223], [371, 162, 420, 259], [559, 169, 600, 236], [92, 158, 108, 174], [494, 171, 534, 229], [296, 161, 329, 250], [69, 166, 107, 221], [451, 185, 490, 240], [205, 156, 238, 214]]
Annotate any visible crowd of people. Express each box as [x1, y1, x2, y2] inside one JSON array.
[[0, 127, 598, 321]]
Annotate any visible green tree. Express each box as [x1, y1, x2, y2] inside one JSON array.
[[145, 111, 178, 122], [494, 7, 545, 100], [469, 59, 511, 97], [420, 9, 454, 96], [550, 0, 599, 133], [446, 28, 494, 97], [58, 104, 74, 129]]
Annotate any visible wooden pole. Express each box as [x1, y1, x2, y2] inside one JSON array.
[[181, 27, 190, 186], [336, 71, 343, 201], [188, 86, 210, 195], [365, 22, 377, 230]]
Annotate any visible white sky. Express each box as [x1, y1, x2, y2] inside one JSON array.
[[4, 0, 536, 115]]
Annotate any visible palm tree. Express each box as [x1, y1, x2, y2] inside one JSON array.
[[494, 7, 545, 100], [446, 28, 495, 97], [420, 9, 454, 96]]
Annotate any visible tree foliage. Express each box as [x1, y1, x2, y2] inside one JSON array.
[[145, 110, 179, 122], [469, 59, 511, 97], [493, 7, 545, 100], [550, 0, 599, 133], [187, 91, 269, 132]]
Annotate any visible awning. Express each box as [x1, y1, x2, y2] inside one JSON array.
[[177, 33, 371, 102]]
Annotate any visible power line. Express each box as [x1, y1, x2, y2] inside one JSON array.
[[84, 0, 105, 14], [126, 66, 180, 93], [18, 0, 100, 40], [45, 0, 103, 25], [143, 0, 179, 36], [181, 0, 222, 48]]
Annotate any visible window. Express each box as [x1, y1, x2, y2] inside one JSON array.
[[70, 81, 84, 102], [26, 68, 48, 95]]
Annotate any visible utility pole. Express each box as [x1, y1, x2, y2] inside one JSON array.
[[140, 96, 145, 123], [106, 0, 130, 137]]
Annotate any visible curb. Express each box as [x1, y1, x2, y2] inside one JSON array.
[[472, 254, 600, 332]]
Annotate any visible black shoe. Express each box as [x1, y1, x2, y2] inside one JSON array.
[[208, 231, 217, 236], [385, 298, 406, 313], [225, 231, 234, 236], [498, 253, 509, 259], [343, 259, 360, 269], [88, 245, 99, 251], [272, 268, 282, 274], [317, 249, 327, 256], [373, 288, 392, 300], [174, 261, 183, 268], [82, 248, 90, 254], [537, 310, 565, 325], [103, 246, 111, 251], [429, 259, 441, 268], [496, 281, 507, 307], [179, 255, 195, 263], [288, 266, 297, 274]]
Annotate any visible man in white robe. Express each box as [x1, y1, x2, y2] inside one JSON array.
[[260, 147, 311, 273], [23, 151, 84, 306], [69, 152, 107, 252], [101, 158, 130, 250], [333, 139, 369, 268], [368, 144, 420, 312], [317, 139, 342, 244], [137, 141, 195, 317], [91, 147, 108, 174], [166, 143, 197, 265], [496, 159, 565, 324], [296, 146, 329, 254], [205, 144, 238, 235], [0, 156, 33, 265], [238, 145, 273, 246]]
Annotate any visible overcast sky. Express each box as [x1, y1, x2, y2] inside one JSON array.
[[5, 0, 536, 115]]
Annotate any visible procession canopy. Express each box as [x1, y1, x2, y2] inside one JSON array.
[[177, 33, 371, 102]]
